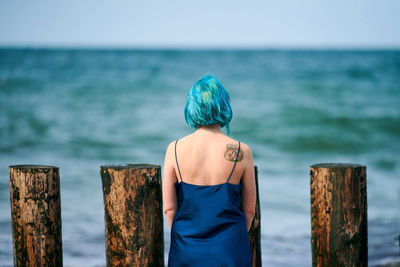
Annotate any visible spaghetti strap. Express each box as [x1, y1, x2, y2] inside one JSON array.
[[226, 141, 240, 183], [175, 139, 183, 182]]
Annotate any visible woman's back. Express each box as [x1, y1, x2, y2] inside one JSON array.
[[163, 125, 256, 231], [167, 127, 254, 266], [174, 130, 245, 186]]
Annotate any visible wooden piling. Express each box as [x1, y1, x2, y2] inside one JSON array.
[[249, 165, 262, 267], [9, 165, 63, 267], [310, 163, 367, 267], [100, 164, 164, 267]]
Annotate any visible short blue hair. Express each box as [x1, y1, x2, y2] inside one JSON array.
[[184, 74, 233, 136]]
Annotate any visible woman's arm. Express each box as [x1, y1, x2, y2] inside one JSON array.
[[162, 141, 178, 229], [241, 144, 256, 231]]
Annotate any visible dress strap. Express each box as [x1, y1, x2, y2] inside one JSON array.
[[174, 139, 183, 182], [226, 141, 241, 183]]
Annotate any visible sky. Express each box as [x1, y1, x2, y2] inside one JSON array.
[[0, 0, 399, 49]]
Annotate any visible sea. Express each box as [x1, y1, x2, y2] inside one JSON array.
[[0, 48, 399, 266]]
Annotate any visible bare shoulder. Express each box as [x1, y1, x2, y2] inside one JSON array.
[[165, 140, 175, 151], [165, 135, 191, 154], [164, 139, 178, 158], [223, 139, 252, 163], [238, 141, 253, 162], [224, 138, 252, 152]]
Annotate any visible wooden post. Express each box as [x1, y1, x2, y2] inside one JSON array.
[[100, 164, 164, 267], [310, 163, 367, 267], [9, 165, 63, 267], [249, 165, 262, 267]]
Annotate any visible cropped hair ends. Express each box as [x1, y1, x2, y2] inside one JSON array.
[[184, 74, 233, 136]]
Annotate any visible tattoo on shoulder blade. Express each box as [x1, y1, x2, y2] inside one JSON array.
[[224, 143, 244, 162]]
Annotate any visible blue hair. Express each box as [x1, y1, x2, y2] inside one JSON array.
[[184, 74, 233, 136]]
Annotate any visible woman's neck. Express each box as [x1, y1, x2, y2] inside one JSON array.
[[196, 124, 222, 134]]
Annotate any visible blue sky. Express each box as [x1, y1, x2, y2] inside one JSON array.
[[1, 0, 399, 48]]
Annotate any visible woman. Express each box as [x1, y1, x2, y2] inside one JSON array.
[[162, 74, 256, 266]]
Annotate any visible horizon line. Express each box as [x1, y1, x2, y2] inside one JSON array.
[[1, 43, 400, 51]]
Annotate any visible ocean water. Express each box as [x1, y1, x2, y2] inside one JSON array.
[[0, 48, 399, 266]]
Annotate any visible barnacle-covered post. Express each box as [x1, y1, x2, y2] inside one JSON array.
[[9, 165, 63, 266], [310, 163, 367, 267], [249, 165, 261, 267], [100, 164, 164, 267]]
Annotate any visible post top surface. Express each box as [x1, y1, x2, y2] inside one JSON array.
[[100, 163, 160, 170], [310, 163, 365, 168], [9, 164, 59, 169]]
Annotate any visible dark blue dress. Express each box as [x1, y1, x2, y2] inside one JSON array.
[[168, 139, 253, 267]]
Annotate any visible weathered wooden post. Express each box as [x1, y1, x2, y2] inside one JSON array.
[[9, 165, 63, 267], [100, 164, 164, 267], [310, 163, 367, 267], [249, 165, 262, 267]]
